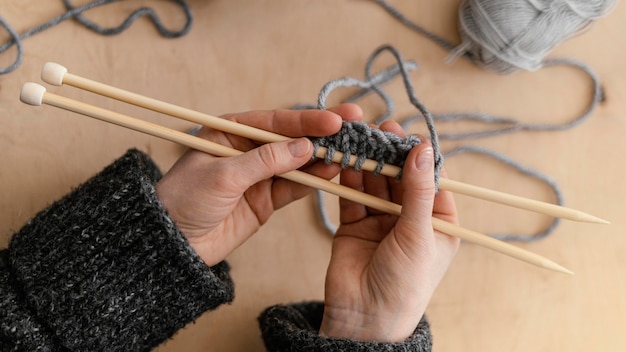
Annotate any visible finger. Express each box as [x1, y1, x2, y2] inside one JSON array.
[[379, 120, 406, 137], [328, 103, 363, 123], [224, 109, 341, 138], [432, 168, 459, 225], [339, 168, 368, 224], [377, 121, 410, 205], [227, 138, 314, 191], [271, 159, 342, 210], [395, 145, 460, 258], [393, 142, 438, 252], [361, 168, 392, 215], [260, 101, 365, 209]]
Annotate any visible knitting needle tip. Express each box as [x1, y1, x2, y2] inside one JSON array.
[[575, 212, 610, 225], [545, 260, 574, 275]]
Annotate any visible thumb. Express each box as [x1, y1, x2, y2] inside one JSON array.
[[396, 143, 436, 240], [231, 137, 313, 189]]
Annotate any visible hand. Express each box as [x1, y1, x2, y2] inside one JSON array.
[[319, 120, 460, 342], [157, 104, 363, 266]]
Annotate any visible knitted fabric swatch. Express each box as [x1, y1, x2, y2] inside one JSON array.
[[307, 45, 443, 184], [311, 121, 422, 178]]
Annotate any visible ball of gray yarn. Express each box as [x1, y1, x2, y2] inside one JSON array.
[[454, 0, 615, 73]]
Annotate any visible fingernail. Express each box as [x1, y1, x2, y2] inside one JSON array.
[[288, 138, 311, 157], [416, 147, 434, 171]]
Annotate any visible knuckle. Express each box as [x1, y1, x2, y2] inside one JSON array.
[[256, 144, 280, 171], [412, 179, 436, 200]]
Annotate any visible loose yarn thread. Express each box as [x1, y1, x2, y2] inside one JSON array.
[[306, 0, 612, 240], [373, 0, 610, 140], [309, 45, 443, 185], [303, 45, 565, 239], [0, 0, 192, 74]]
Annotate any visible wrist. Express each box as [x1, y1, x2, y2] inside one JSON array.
[[319, 305, 423, 342]]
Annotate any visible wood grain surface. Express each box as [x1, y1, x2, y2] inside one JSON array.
[[1, 1, 624, 351]]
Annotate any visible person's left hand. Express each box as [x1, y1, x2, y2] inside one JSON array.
[[157, 104, 362, 266]]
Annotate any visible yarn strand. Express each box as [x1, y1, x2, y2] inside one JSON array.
[[303, 44, 576, 241], [311, 0, 614, 239], [0, 0, 193, 74], [313, 45, 444, 186], [444, 146, 563, 242]]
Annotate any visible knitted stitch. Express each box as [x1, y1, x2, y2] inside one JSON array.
[[311, 121, 422, 178], [0, 250, 61, 351]]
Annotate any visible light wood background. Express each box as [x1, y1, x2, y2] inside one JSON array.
[[1, 1, 624, 351]]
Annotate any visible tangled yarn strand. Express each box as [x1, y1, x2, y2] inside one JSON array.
[[373, 0, 606, 141], [315, 45, 444, 186], [399, 57, 603, 140], [308, 45, 445, 235], [307, 45, 571, 240], [61, 0, 193, 37], [0, 17, 23, 75], [0, 0, 193, 74], [371, 0, 458, 53], [372, 45, 444, 179]]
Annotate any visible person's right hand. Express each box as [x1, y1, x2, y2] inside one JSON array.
[[319, 120, 460, 342]]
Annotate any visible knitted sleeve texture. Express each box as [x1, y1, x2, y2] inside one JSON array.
[[258, 301, 433, 351], [1, 149, 234, 351]]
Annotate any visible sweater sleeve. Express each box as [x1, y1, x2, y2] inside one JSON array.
[[1, 149, 234, 351], [258, 301, 433, 352]]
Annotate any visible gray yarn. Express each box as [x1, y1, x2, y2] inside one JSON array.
[[374, 0, 606, 140], [312, 45, 444, 183], [443, 146, 562, 242], [311, 0, 612, 241], [306, 45, 444, 236], [400, 58, 604, 140], [451, 0, 616, 73], [306, 40, 598, 240], [372, 0, 615, 73], [312, 121, 422, 177], [0, 0, 192, 74], [308, 57, 567, 239], [292, 60, 419, 125], [306, 47, 567, 240]]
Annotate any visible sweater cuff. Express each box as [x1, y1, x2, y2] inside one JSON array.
[[258, 301, 433, 352], [8, 149, 234, 351]]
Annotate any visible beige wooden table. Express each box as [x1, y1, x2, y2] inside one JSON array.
[[1, 1, 624, 351]]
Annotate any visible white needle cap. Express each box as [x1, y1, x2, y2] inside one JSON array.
[[20, 83, 47, 106], [41, 62, 67, 86]]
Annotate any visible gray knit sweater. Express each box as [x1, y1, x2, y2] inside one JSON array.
[[0, 149, 432, 351]]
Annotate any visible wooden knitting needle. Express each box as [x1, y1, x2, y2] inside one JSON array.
[[40, 62, 608, 225], [20, 82, 574, 275]]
